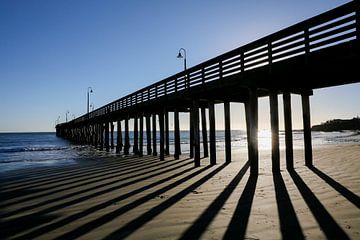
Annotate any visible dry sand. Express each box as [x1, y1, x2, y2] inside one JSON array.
[[0, 143, 359, 239]]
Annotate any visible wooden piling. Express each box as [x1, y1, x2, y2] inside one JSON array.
[[270, 92, 280, 173], [246, 88, 259, 176], [104, 122, 110, 152], [124, 118, 130, 155], [190, 110, 194, 159], [165, 111, 170, 155], [193, 101, 200, 167], [146, 115, 152, 155], [110, 122, 114, 149], [159, 111, 165, 161], [208, 101, 216, 165], [139, 115, 144, 156], [174, 109, 181, 159], [201, 107, 209, 158], [133, 117, 139, 154], [116, 120, 123, 153], [224, 101, 231, 163], [99, 124, 104, 151], [152, 114, 157, 156], [302, 93, 313, 167], [283, 92, 294, 170]]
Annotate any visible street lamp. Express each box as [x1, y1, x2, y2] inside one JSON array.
[[66, 110, 70, 122], [177, 48, 188, 88], [87, 87, 93, 115]]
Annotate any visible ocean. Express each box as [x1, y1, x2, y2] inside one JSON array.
[[0, 130, 359, 173]]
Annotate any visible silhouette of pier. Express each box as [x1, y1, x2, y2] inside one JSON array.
[[56, 1, 360, 175]]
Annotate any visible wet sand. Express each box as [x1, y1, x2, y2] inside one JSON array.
[[1, 144, 359, 239]]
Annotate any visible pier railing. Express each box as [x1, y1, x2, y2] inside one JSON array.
[[70, 1, 358, 125]]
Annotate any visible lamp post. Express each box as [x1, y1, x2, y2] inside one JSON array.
[[87, 87, 93, 115], [177, 48, 188, 88], [66, 110, 70, 122]]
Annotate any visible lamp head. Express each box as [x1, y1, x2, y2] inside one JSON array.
[[177, 52, 183, 58], [90, 89, 93, 93]]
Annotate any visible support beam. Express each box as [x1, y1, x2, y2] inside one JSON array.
[[139, 115, 144, 156], [116, 120, 123, 153], [224, 102, 231, 163], [189, 110, 194, 159], [152, 114, 157, 156], [105, 121, 110, 152], [110, 122, 114, 149], [99, 124, 104, 151], [146, 115, 152, 155], [302, 93, 313, 167], [124, 118, 130, 155], [270, 92, 280, 173], [133, 117, 139, 154], [201, 107, 209, 158], [193, 101, 200, 167], [246, 88, 258, 176], [174, 109, 181, 159], [208, 101, 216, 165], [283, 92, 294, 170], [159, 111, 165, 161], [165, 111, 170, 155]]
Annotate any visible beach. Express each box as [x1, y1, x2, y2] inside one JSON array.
[[1, 143, 359, 239]]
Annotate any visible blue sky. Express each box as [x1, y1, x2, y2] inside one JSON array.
[[0, 0, 358, 132]]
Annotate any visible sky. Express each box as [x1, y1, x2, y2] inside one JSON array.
[[0, 0, 358, 132]]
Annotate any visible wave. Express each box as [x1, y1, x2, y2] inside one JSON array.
[[0, 146, 68, 153]]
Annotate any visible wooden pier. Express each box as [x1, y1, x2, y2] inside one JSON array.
[[56, 1, 360, 175]]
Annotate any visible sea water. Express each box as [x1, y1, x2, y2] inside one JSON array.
[[0, 131, 359, 172]]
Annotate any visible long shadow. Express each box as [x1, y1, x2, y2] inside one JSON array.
[[309, 166, 360, 208], [273, 173, 304, 239], [0, 212, 59, 239], [56, 164, 224, 240], [16, 162, 196, 239], [223, 174, 258, 240], [289, 170, 350, 240], [1, 158, 191, 219], [178, 161, 250, 240], [1, 155, 157, 192], [102, 164, 229, 240], [2, 160, 194, 237], [0, 156, 176, 207]]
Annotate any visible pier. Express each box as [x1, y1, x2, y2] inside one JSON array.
[[56, 1, 360, 175]]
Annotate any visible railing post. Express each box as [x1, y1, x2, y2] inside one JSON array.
[[201, 67, 205, 84], [240, 51, 245, 73], [175, 77, 178, 92]]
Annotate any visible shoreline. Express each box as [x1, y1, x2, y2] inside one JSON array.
[[1, 143, 359, 239]]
